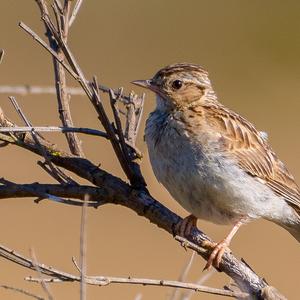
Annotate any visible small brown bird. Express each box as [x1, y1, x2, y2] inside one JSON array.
[[132, 63, 300, 269]]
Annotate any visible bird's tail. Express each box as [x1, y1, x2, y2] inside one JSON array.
[[286, 224, 300, 242], [278, 221, 300, 243]]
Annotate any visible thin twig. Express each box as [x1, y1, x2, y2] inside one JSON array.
[[0, 242, 247, 298], [109, 88, 132, 166], [0, 284, 44, 300], [30, 249, 54, 300], [0, 4, 284, 298], [0, 126, 107, 138], [0, 110, 286, 299], [79, 194, 88, 300], [27, 275, 248, 298], [0, 125, 141, 156], [90, 77, 140, 186], [69, 0, 84, 27], [19, 17, 146, 188], [169, 252, 196, 300], [18, 22, 79, 79], [181, 269, 216, 300], [124, 92, 145, 146], [0, 180, 106, 207], [0, 85, 142, 104], [36, 0, 84, 157], [0, 85, 85, 95], [8, 96, 71, 184]]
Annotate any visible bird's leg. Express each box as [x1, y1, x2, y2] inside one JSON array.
[[203, 218, 245, 271], [174, 214, 198, 237]]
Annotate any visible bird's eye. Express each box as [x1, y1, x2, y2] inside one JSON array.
[[171, 80, 183, 90]]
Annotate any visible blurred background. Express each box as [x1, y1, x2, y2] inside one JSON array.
[[0, 1, 300, 299]]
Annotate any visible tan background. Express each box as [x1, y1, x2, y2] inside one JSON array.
[[0, 1, 300, 299]]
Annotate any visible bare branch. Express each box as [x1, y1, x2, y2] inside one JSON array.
[[79, 195, 88, 300], [181, 269, 216, 300], [18, 22, 79, 79], [0, 85, 143, 105], [8, 96, 72, 184], [19, 16, 146, 189], [28, 275, 248, 299], [69, 0, 84, 27], [0, 125, 141, 156], [0, 104, 285, 298], [36, 0, 84, 157], [169, 252, 196, 300], [0, 180, 106, 207], [0, 284, 44, 300], [0, 3, 287, 298], [0, 85, 85, 95], [30, 249, 54, 300], [124, 92, 145, 146], [0, 126, 107, 138], [0, 243, 248, 298]]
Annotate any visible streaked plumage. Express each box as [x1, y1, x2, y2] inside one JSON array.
[[132, 63, 300, 260]]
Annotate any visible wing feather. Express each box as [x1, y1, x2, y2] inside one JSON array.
[[203, 103, 300, 212]]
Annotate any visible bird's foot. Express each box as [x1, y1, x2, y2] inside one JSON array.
[[202, 239, 230, 271], [174, 214, 197, 237]]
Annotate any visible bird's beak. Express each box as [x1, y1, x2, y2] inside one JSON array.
[[131, 79, 152, 90]]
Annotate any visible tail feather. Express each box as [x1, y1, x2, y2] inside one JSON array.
[[281, 222, 300, 243]]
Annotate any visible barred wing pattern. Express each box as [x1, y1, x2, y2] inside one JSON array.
[[203, 103, 300, 214]]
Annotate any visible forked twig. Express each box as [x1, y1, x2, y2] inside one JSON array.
[[19, 14, 146, 188], [9, 96, 73, 184], [36, 0, 84, 157], [0, 1, 288, 299]]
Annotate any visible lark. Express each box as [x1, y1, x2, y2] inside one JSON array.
[[132, 63, 300, 269]]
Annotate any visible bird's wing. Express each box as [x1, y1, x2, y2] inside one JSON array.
[[202, 103, 300, 214]]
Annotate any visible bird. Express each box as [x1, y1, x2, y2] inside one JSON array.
[[132, 63, 300, 270]]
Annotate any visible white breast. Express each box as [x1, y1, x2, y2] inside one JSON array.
[[145, 107, 297, 226]]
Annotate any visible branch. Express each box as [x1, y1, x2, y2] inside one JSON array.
[[79, 196, 87, 300], [0, 125, 142, 157], [0, 180, 106, 207], [0, 126, 107, 138], [0, 284, 44, 300], [69, 0, 84, 27], [19, 17, 146, 188], [36, 0, 84, 157], [0, 115, 285, 299], [0, 85, 86, 96], [0, 2, 286, 298], [0, 243, 248, 298], [8, 96, 73, 184]]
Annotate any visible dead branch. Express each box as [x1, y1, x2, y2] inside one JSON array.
[[36, 0, 84, 157], [0, 284, 44, 300], [0, 243, 249, 298], [0, 1, 289, 299], [0, 110, 285, 299], [0, 126, 107, 138], [0, 85, 85, 96]]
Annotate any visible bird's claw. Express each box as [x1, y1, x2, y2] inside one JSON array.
[[203, 239, 230, 271]]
